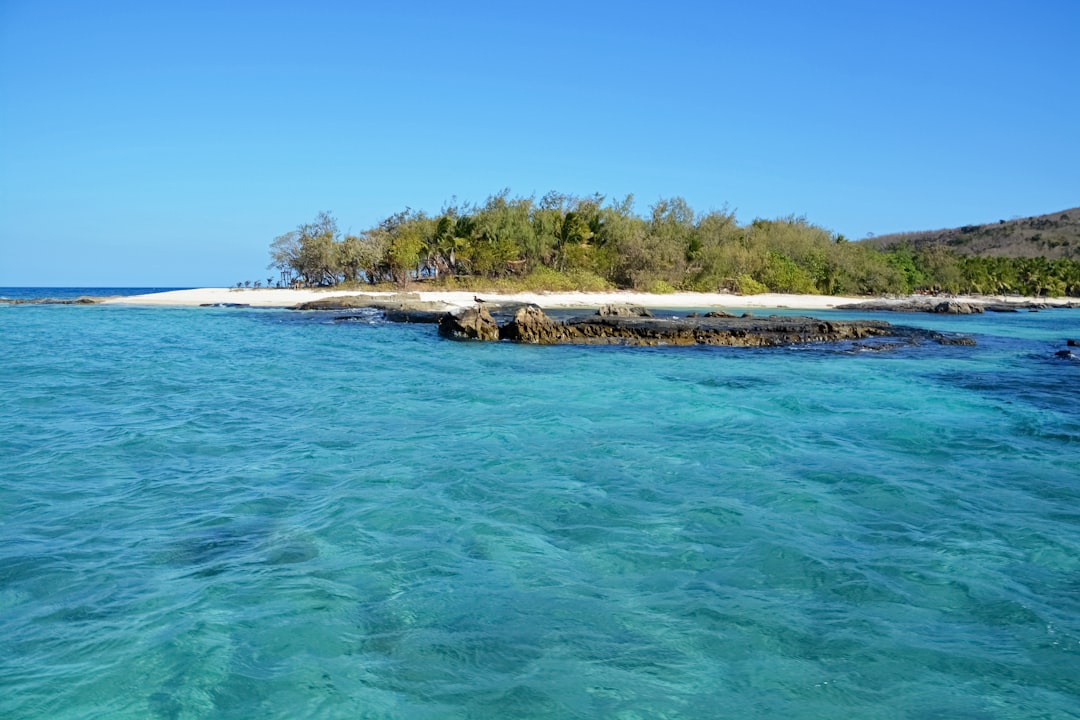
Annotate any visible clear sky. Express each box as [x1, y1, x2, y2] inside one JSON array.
[[1, 0, 1077, 286]]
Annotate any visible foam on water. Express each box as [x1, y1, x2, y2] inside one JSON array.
[[1, 302, 1078, 719]]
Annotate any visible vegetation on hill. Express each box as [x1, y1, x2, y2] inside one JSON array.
[[866, 207, 1080, 260], [266, 192, 1080, 297]]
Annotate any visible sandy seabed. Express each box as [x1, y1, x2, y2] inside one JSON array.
[[101, 287, 1072, 311]]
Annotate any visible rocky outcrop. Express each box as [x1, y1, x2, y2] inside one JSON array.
[[291, 293, 453, 323], [499, 304, 570, 343], [0, 296, 104, 305], [381, 307, 449, 323], [932, 300, 982, 314], [596, 304, 654, 318], [292, 293, 424, 311], [484, 305, 936, 347], [840, 299, 1079, 313], [438, 306, 500, 341], [838, 300, 984, 314]]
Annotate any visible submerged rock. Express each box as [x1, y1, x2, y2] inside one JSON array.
[[929, 333, 977, 346]]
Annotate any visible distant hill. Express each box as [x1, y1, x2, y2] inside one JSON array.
[[865, 207, 1080, 259]]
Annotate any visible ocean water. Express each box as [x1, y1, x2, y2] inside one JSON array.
[[1, 295, 1078, 719], [0, 287, 190, 301]]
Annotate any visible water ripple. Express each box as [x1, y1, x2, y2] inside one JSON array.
[[1, 305, 1078, 718]]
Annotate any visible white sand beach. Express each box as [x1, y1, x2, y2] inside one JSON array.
[[100, 287, 1074, 311]]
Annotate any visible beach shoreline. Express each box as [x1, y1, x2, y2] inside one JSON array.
[[99, 287, 1077, 311]]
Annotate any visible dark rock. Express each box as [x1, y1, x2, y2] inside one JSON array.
[[381, 307, 447, 324], [849, 342, 909, 353], [843, 299, 1080, 314], [932, 301, 983, 314], [930, 333, 977, 346], [839, 300, 985, 314], [438, 306, 500, 341], [741, 312, 754, 318], [500, 304, 570, 343], [1068, 339, 1078, 347], [704, 310, 737, 318], [596, 304, 654, 318], [292, 292, 422, 311], [837, 301, 920, 312], [1055, 350, 1075, 360], [492, 306, 905, 347], [293, 295, 380, 310], [291, 293, 452, 322], [1, 296, 107, 305]]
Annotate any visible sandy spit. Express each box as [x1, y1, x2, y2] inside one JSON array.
[[100, 287, 1074, 311]]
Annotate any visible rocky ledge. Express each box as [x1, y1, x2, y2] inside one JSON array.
[[291, 293, 454, 323], [0, 296, 105, 305], [838, 299, 1080, 314], [438, 304, 975, 347]]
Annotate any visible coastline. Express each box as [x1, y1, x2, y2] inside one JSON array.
[[99, 287, 1077, 311]]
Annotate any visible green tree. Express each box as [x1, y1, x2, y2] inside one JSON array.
[[916, 247, 964, 294], [388, 224, 424, 285], [269, 211, 341, 286], [885, 245, 927, 293]]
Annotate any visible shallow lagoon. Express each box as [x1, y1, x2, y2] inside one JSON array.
[[2, 301, 1078, 719]]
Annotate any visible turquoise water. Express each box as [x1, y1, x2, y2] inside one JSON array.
[[2, 299, 1078, 719]]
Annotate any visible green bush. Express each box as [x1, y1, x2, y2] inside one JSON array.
[[734, 274, 769, 294]]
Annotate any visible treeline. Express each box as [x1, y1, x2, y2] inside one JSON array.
[[267, 191, 1080, 297]]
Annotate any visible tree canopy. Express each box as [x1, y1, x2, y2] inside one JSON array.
[[267, 193, 1080, 297]]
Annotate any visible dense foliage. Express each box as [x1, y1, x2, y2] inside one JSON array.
[[267, 193, 1080, 297]]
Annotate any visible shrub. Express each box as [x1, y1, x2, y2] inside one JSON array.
[[734, 274, 769, 294]]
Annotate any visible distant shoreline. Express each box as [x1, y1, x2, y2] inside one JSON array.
[[98, 287, 1079, 311]]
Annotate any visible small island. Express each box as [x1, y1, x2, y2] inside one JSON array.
[[259, 196, 1080, 300]]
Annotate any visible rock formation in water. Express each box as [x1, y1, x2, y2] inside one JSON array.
[[0, 296, 104, 305], [438, 304, 972, 348], [839, 299, 1079, 314], [438, 306, 501, 341], [838, 300, 985, 314], [292, 293, 453, 323]]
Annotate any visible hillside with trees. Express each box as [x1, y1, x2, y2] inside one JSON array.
[[266, 193, 1080, 298], [865, 207, 1080, 260]]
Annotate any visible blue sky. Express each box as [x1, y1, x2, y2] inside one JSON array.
[[1, 0, 1077, 286]]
